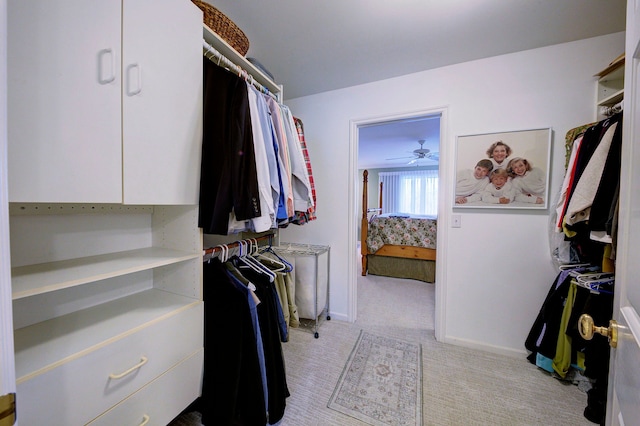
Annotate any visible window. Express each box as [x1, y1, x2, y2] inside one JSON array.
[[379, 170, 438, 216]]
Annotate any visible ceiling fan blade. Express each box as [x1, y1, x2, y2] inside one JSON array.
[[426, 152, 440, 161], [385, 155, 415, 160]]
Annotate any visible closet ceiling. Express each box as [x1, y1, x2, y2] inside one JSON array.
[[205, 0, 626, 100], [203, 0, 626, 168]]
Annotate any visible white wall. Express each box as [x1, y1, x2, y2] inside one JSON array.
[[279, 32, 625, 355]]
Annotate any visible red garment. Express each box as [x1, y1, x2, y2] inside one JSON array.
[[558, 139, 583, 229], [293, 117, 317, 222]]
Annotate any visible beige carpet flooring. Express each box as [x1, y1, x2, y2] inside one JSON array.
[[171, 273, 595, 425]]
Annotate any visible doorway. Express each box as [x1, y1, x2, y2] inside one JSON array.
[[348, 107, 449, 340]]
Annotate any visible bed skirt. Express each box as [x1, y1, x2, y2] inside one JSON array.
[[367, 255, 435, 283]]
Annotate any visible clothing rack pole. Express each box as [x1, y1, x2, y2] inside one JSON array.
[[202, 39, 278, 102], [203, 233, 274, 260]]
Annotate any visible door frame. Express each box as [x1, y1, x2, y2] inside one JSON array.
[[1, 0, 17, 398], [347, 106, 450, 340], [606, 1, 640, 422]]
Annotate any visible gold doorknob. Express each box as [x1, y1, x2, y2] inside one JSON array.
[[578, 314, 618, 348]]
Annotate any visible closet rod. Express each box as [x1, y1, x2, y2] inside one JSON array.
[[202, 39, 279, 102], [203, 233, 275, 261]]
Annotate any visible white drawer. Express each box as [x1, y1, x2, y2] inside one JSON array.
[[17, 301, 203, 426], [88, 348, 203, 426]]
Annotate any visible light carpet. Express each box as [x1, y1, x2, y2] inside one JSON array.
[[169, 273, 594, 425], [328, 330, 422, 426]]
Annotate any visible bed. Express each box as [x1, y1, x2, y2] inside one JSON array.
[[360, 170, 437, 282]]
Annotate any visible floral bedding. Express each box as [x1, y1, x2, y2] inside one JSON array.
[[366, 214, 437, 253]]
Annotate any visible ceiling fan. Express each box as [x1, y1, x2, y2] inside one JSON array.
[[385, 139, 438, 164]]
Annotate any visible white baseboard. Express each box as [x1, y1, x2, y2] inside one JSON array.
[[325, 311, 349, 322], [440, 335, 528, 359]]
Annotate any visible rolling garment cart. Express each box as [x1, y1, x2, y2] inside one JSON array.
[[274, 243, 330, 338]]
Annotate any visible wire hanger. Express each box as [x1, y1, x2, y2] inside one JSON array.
[[235, 240, 276, 282], [559, 262, 592, 271], [251, 238, 286, 272], [259, 245, 294, 273], [573, 271, 614, 294], [202, 39, 279, 101]]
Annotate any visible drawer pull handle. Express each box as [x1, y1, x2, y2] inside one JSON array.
[[109, 356, 148, 379], [140, 414, 150, 426]]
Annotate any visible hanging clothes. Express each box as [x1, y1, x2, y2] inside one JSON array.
[[280, 106, 314, 216], [228, 83, 277, 234], [250, 86, 284, 229], [240, 266, 291, 423], [585, 116, 622, 243], [200, 256, 290, 425], [536, 110, 621, 424], [525, 268, 613, 376], [292, 117, 317, 224], [564, 115, 621, 228], [568, 285, 614, 424], [525, 269, 577, 363], [552, 113, 622, 265], [264, 95, 295, 222], [554, 132, 585, 233], [199, 59, 261, 235], [200, 259, 267, 425], [199, 54, 317, 235]]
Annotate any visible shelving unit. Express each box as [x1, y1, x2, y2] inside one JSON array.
[[3, 3, 288, 423], [597, 66, 624, 105], [4, 0, 206, 423], [9, 204, 203, 425], [14, 289, 200, 381], [11, 247, 199, 300], [595, 54, 624, 119]]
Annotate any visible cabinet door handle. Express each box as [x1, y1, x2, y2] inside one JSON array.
[[139, 414, 150, 426], [109, 356, 148, 379], [126, 63, 143, 96], [98, 48, 116, 84]]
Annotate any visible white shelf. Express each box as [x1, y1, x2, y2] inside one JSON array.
[[598, 89, 624, 107], [14, 288, 199, 381], [203, 24, 282, 96], [597, 63, 624, 107], [11, 247, 199, 300]]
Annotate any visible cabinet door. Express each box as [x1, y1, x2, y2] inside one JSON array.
[[7, 0, 123, 203], [122, 0, 202, 205]]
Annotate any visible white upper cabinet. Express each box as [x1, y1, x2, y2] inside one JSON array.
[[8, 0, 123, 203], [122, 0, 202, 205], [7, 0, 203, 205]]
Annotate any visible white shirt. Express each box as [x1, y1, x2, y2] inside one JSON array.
[[481, 181, 516, 204], [512, 167, 546, 203], [456, 169, 489, 203]]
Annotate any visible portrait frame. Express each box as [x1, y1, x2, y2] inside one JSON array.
[[454, 127, 552, 210]]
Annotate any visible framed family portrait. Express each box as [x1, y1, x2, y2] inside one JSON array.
[[454, 127, 552, 210]]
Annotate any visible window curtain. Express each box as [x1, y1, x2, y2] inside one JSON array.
[[379, 170, 438, 216]]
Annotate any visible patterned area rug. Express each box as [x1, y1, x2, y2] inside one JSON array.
[[328, 330, 422, 425]]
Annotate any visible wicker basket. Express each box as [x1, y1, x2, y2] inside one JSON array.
[[192, 0, 250, 56]]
